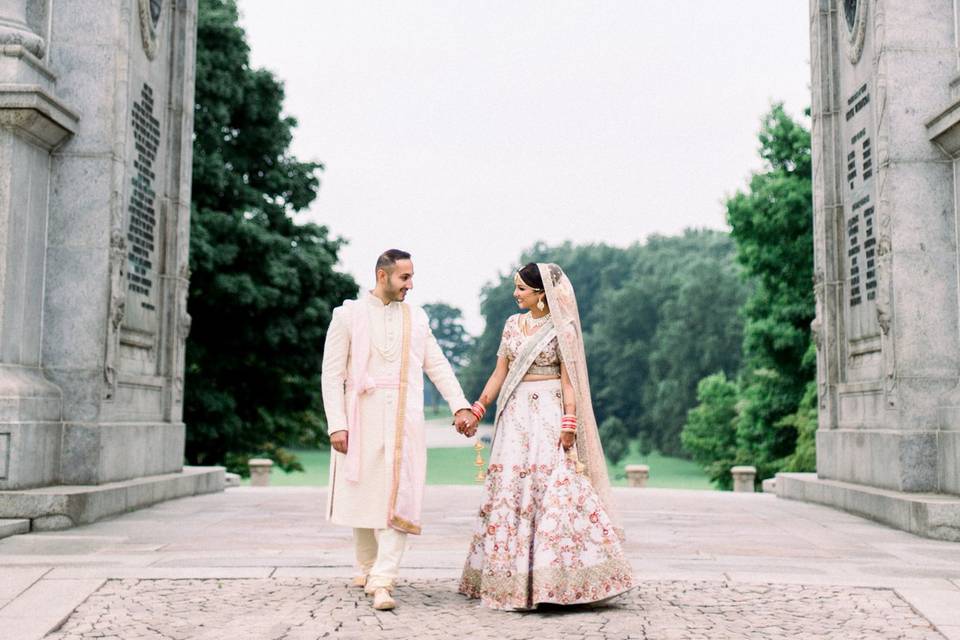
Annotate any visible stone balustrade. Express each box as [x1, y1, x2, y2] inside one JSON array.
[[625, 464, 649, 488], [731, 466, 756, 492], [248, 459, 273, 487]]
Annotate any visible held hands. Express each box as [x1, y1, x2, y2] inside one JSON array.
[[453, 409, 479, 437], [559, 430, 576, 450], [456, 400, 485, 437], [330, 430, 348, 454]]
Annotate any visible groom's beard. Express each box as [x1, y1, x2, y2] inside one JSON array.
[[385, 284, 408, 302]]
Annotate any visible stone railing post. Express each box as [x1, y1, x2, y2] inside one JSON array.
[[625, 464, 649, 488], [731, 466, 756, 492], [248, 459, 273, 487]]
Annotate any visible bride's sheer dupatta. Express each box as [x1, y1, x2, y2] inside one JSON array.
[[539, 262, 623, 538]]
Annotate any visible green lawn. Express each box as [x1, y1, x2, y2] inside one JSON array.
[[606, 439, 715, 490], [246, 439, 714, 490]]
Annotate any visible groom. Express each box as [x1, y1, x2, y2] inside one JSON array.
[[320, 249, 478, 611]]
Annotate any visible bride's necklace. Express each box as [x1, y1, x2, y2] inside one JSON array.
[[521, 311, 551, 335]]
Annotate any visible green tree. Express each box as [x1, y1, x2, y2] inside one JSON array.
[[726, 104, 814, 481], [185, 0, 357, 474], [588, 230, 748, 455], [423, 302, 473, 411], [599, 416, 630, 466], [461, 234, 747, 456], [777, 380, 818, 472], [459, 242, 632, 406], [680, 373, 740, 489]]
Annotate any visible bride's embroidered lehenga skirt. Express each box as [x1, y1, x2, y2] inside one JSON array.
[[458, 379, 634, 610]]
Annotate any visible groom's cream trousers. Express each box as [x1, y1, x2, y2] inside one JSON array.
[[354, 527, 407, 590]]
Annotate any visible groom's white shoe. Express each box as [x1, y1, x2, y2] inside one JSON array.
[[372, 588, 396, 610]]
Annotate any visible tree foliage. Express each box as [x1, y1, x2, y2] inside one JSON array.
[[681, 373, 739, 489], [423, 303, 473, 369], [599, 416, 630, 466], [588, 231, 748, 456], [682, 103, 816, 485], [423, 303, 473, 410], [185, 0, 357, 474], [461, 233, 748, 457]]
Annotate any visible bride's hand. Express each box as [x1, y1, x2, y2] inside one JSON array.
[[559, 431, 576, 450]]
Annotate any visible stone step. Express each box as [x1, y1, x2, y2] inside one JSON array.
[[777, 472, 960, 542], [0, 467, 225, 531], [0, 518, 29, 539]]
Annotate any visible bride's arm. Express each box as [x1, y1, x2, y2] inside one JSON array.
[[559, 362, 577, 450], [476, 356, 510, 407], [559, 362, 576, 415]]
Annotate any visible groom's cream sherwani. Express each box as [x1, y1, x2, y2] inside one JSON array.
[[321, 293, 470, 532]]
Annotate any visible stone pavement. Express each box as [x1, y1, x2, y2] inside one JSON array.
[[2, 486, 960, 639]]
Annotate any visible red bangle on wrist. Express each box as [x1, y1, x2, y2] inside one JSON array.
[[471, 401, 486, 421]]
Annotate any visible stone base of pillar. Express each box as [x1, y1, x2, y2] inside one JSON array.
[[776, 472, 960, 542], [0, 466, 225, 531]]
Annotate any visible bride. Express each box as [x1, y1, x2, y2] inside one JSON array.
[[458, 262, 633, 610]]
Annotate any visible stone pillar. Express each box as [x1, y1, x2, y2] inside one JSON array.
[[40, 0, 199, 486], [625, 464, 649, 487], [779, 0, 960, 541], [0, 1, 75, 489], [731, 466, 756, 493], [248, 459, 273, 487], [0, 0, 221, 530]]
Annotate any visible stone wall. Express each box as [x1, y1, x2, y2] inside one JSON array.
[[0, 0, 199, 491]]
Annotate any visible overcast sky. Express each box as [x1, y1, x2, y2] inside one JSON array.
[[238, 1, 811, 333]]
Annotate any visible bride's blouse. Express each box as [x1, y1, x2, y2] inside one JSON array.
[[496, 314, 563, 375]]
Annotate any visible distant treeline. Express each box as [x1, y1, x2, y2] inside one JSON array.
[[460, 105, 815, 488], [185, 1, 814, 488], [460, 231, 748, 459]]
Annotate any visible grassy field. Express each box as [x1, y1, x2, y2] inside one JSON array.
[[606, 440, 715, 490], [246, 439, 715, 490]]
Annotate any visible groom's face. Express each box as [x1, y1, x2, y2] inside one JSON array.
[[381, 259, 414, 302]]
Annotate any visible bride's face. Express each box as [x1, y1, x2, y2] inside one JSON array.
[[513, 278, 542, 311]]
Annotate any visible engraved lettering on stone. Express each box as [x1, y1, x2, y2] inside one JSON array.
[[126, 83, 160, 312], [845, 84, 870, 123], [843, 82, 878, 320]]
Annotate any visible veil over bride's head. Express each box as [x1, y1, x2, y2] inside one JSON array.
[[538, 263, 621, 534]]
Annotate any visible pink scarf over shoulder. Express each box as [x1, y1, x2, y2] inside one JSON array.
[[341, 298, 426, 534]]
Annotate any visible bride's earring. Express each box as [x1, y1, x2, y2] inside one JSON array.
[[537, 298, 545, 312]]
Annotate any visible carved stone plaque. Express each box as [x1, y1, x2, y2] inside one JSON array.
[[124, 82, 162, 335], [139, 0, 164, 59], [843, 79, 879, 344]]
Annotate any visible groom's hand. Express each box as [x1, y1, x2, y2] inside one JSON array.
[[453, 409, 477, 437], [330, 430, 348, 454]]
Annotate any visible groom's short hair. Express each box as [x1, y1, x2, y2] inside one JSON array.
[[375, 249, 412, 275]]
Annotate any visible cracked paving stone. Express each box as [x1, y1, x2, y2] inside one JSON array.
[[42, 578, 947, 640]]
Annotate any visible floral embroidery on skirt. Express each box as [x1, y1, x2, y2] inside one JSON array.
[[458, 379, 634, 610]]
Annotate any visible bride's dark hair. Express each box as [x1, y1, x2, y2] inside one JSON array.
[[517, 263, 544, 291]]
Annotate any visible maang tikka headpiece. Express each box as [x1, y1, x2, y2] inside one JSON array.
[[514, 270, 543, 292]]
